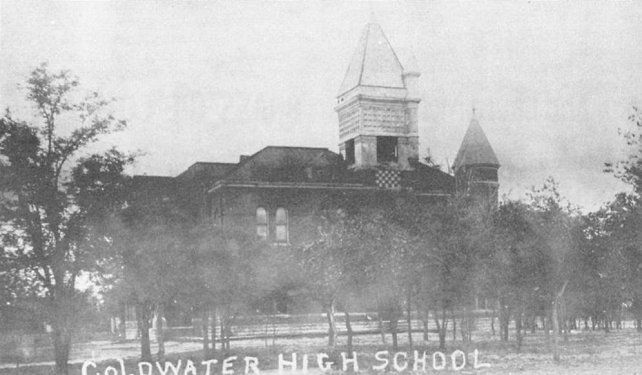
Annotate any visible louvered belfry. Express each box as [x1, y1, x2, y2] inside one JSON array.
[[335, 23, 421, 172]]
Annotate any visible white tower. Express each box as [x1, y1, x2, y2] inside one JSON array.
[[335, 23, 420, 171]]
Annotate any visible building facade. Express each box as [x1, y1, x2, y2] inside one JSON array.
[[132, 22, 500, 248]]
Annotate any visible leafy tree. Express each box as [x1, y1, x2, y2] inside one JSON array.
[[296, 208, 350, 348], [190, 224, 266, 354], [575, 207, 623, 332], [413, 195, 488, 350], [525, 178, 582, 362], [115, 197, 192, 362], [488, 200, 546, 349], [0, 63, 132, 375], [604, 107, 642, 331], [355, 208, 410, 351], [605, 107, 642, 195]]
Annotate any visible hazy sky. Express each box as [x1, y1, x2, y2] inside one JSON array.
[[2, 1, 641, 211]]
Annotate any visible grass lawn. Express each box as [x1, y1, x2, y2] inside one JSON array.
[[2, 328, 642, 374]]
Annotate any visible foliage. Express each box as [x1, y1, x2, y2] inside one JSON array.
[[0, 63, 132, 375]]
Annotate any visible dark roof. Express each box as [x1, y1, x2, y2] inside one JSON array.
[[132, 175, 175, 187], [176, 162, 237, 184], [213, 145, 454, 194], [133, 147, 455, 198], [222, 146, 345, 183], [131, 175, 176, 196], [453, 118, 500, 169], [403, 161, 455, 194]]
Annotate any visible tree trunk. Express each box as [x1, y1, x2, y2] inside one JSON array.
[[434, 315, 441, 347], [378, 311, 387, 345], [551, 300, 561, 362], [51, 323, 72, 375], [531, 315, 537, 334], [119, 302, 127, 339], [422, 310, 429, 341], [460, 308, 467, 342], [460, 306, 472, 343], [551, 280, 569, 363], [220, 316, 227, 352], [210, 309, 217, 356], [490, 306, 496, 336], [220, 314, 232, 352], [390, 315, 398, 351], [201, 307, 209, 358], [499, 299, 510, 342], [226, 315, 234, 351], [344, 310, 353, 355], [452, 309, 457, 341], [436, 308, 448, 350], [515, 308, 523, 352], [562, 302, 569, 342], [325, 300, 337, 348], [406, 290, 413, 351], [155, 304, 165, 362], [137, 303, 152, 362], [50, 292, 74, 375]]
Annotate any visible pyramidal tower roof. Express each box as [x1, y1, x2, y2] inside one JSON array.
[[453, 111, 500, 169], [338, 23, 405, 95]]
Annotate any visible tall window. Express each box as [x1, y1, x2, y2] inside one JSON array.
[[256, 207, 268, 239], [377, 136, 398, 163], [275, 207, 288, 243]]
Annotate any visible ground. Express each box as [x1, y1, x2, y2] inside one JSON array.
[[2, 323, 642, 374]]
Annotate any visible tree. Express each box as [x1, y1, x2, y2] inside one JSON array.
[[604, 107, 642, 331], [0, 63, 131, 375], [353, 207, 410, 351], [296, 208, 350, 348], [189, 224, 267, 354], [605, 106, 642, 196], [412, 194, 488, 350], [114, 196, 192, 362], [526, 178, 582, 362], [488, 200, 546, 350]]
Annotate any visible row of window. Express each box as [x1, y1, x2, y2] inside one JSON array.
[[256, 207, 289, 243]]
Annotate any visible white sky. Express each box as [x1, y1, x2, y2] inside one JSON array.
[[1, 1, 641, 211]]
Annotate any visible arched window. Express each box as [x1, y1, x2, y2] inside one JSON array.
[[256, 207, 268, 239], [275, 207, 288, 243]]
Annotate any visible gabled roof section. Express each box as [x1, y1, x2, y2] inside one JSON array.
[[176, 162, 237, 183], [338, 23, 405, 96], [130, 175, 177, 199], [453, 117, 500, 170], [403, 161, 455, 194], [222, 146, 344, 183], [132, 175, 175, 189]]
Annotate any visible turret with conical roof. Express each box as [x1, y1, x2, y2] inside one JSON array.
[[335, 23, 420, 171], [453, 109, 500, 204]]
